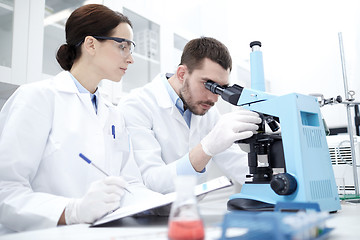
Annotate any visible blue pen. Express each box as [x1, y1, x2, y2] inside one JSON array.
[[111, 125, 115, 139], [79, 153, 131, 194]]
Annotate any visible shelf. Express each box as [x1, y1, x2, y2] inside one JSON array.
[[0, 66, 18, 107], [0, 1, 13, 69], [132, 52, 160, 65], [0, 1, 13, 12]]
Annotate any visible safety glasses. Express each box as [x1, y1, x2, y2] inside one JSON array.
[[93, 36, 136, 57], [75, 36, 136, 57]]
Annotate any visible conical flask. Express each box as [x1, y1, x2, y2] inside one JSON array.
[[168, 175, 204, 240]]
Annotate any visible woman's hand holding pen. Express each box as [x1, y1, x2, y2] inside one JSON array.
[[65, 176, 128, 224]]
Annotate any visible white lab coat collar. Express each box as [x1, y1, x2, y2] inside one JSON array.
[[52, 71, 110, 125], [153, 73, 176, 109], [152, 73, 189, 129], [150, 73, 206, 131], [53, 71, 79, 93]]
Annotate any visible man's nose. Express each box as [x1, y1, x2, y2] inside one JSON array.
[[208, 91, 219, 103]]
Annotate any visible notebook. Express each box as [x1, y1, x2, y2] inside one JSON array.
[[92, 176, 233, 226]]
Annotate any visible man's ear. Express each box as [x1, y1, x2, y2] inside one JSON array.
[[176, 65, 187, 83], [83, 36, 96, 56]]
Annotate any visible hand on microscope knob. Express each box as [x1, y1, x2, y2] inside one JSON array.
[[201, 109, 261, 156]]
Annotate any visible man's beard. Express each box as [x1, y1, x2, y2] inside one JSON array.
[[179, 80, 214, 116]]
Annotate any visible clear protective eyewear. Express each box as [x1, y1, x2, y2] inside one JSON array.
[[92, 36, 136, 57]]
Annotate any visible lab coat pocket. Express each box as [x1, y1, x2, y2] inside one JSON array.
[[111, 130, 131, 152], [42, 135, 60, 160], [106, 131, 131, 176]]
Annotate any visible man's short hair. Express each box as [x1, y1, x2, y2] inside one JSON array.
[[180, 37, 232, 73]]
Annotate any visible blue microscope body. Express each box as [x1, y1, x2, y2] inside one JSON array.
[[205, 42, 341, 212]]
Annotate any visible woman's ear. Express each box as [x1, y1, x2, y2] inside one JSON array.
[[83, 36, 96, 56]]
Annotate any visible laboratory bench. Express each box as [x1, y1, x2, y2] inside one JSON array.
[[0, 186, 359, 240]]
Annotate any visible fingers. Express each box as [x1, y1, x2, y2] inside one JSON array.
[[232, 115, 262, 126], [232, 131, 255, 141], [101, 177, 129, 199], [232, 122, 259, 132], [234, 108, 260, 117], [225, 110, 261, 133], [102, 191, 125, 203], [72, 177, 129, 224], [102, 184, 126, 196], [227, 110, 262, 124], [103, 176, 128, 188], [90, 176, 128, 197]]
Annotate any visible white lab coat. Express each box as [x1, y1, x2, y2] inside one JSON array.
[[0, 71, 149, 234], [118, 73, 249, 194]]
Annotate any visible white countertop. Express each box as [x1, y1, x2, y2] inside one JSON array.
[[1, 186, 359, 240]]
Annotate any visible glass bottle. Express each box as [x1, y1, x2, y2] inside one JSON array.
[[168, 175, 204, 240]]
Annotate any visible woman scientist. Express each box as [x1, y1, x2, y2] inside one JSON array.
[[0, 4, 157, 234]]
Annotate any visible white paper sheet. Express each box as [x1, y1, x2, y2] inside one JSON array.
[[92, 176, 233, 226]]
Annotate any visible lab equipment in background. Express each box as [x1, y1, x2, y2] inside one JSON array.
[[310, 91, 360, 201], [168, 176, 204, 240], [327, 135, 360, 200], [355, 105, 360, 136], [309, 33, 360, 201], [310, 94, 343, 107], [204, 41, 341, 212], [337, 32, 360, 198], [309, 93, 343, 136], [219, 202, 333, 240]]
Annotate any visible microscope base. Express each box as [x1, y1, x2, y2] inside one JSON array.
[[228, 183, 341, 212], [227, 198, 275, 211]]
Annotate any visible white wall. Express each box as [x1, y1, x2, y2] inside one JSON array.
[[118, 0, 360, 128], [222, 0, 360, 128], [2, 0, 358, 128]]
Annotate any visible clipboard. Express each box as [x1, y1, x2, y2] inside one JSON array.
[[92, 176, 233, 226]]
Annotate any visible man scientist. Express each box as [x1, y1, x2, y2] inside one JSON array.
[[118, 37, 261, 194]]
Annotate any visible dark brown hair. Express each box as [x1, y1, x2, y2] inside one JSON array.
[[180, 37, 232, 73], [56, 4, 132, 71]]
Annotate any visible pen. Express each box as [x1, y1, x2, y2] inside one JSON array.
[[111, 125, 115, 139], [79, 153, 132, 194]]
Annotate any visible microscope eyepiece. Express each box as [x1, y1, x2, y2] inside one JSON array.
[[205, 81, 244, 106], [204, 81, 224, 95], [250, 41, 262, 48]]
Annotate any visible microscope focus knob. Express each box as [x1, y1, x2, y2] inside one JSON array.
[[270, 173, 297, 195]]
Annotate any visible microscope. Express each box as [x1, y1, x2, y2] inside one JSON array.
[[205, 41, 341, 212]]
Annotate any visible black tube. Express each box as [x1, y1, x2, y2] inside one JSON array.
[[204, 81, 244, 106], [204, 81, 224, 95], [355, 105, 360, 136]]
